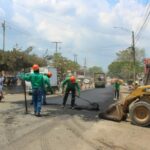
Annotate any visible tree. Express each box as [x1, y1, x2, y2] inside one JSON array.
[[108, 47, 145, 80], [0, 47, 46, 73], [51, 52, 80, 80]]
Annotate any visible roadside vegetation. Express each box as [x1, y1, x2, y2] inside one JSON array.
[[0, 47, 103, 77], [108, 47, 145, 81]]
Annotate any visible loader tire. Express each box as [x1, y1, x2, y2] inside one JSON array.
[[129, 101, 150, 127]]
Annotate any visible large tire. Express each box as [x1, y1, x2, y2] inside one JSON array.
[[129, 101, 150, 127]]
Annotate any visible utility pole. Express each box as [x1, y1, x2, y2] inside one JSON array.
[[74, 54, 77, 63], [114, 27, 136, 82], [2, 20, 6, 51], [132, 31, 136, 83], [84, 57, 86, 77], [52, 41, 61, 53]]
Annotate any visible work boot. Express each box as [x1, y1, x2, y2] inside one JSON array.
[[71, 107, 75, 110], [61, 105, 65, 108], [113, 98, 117, 101], [36, 112, 41, 117], [70, 105, 75, 109]]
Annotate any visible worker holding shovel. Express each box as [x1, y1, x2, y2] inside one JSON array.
[[19, 64, 44, 117], [61, 76, 80, 109]]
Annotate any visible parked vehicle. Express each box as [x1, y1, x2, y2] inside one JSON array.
[[47, 66, 58, 92], [25, 66, 58, 94], [94, 73, 106, 88]]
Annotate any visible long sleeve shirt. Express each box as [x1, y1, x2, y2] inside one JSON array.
[[62, 78, 80, 95], [19, 72, 44, 89], [113, 82, 120, 90]]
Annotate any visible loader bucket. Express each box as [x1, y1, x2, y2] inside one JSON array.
[[99, 103, 127, 122]]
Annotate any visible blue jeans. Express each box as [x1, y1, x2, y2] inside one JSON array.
[[32, 88, 42, 113]]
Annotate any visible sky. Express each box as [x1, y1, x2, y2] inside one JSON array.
[[0, 0, 150, 71]]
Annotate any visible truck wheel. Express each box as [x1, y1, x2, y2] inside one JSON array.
[[129, 101, 150, 126]]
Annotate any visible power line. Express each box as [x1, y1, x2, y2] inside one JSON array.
[[74, 54, 77, 63], [135, 1, 150, 36], [84, 57, 86, 77], [135, 4, 150, 44]]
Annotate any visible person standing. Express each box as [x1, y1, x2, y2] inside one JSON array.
[[19, 64, 44, 117], [113, 79, 121, 100], [42, 71, 53, 105], [62, 76, 80, 109]]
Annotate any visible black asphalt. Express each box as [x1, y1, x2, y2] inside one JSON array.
[[46, 85, 114, 112]]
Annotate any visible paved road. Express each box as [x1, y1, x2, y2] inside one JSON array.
[[0, 85, 116, 150], [1, 85, 150, 150], [46, 85, 114, 112]]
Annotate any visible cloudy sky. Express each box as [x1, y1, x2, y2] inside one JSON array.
[[0, 0, 149, 71]]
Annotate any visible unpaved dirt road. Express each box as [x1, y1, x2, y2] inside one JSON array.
[[0, 88, 150, 150]]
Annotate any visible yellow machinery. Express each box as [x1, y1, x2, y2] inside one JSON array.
[[99, 65, 150, 127], [99, 85, 150, 126]]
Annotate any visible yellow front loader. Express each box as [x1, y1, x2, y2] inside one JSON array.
[[99, 85, 150, 126], [99, 65, 150, 127]]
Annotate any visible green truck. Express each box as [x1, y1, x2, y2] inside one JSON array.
[[94, 73, 106, 88]]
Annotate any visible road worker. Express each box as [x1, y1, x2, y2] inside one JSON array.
[[19, 64, 44, 117], [62, 75, 80, 109], [113, 79, 121, 100], [42, 71, 53, 105]]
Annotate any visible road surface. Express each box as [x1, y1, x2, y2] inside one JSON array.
[[46, 85, 114, 111], [0, 85, 150, 150]]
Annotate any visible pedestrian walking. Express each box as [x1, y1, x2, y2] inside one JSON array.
[[19, 64, 44, 117], [42, 71, 53, 105], [0, 73, 4, 101], [62, 76, 80, 109], [113, 79, 121, 100]]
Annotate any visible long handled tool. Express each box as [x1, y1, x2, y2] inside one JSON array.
[[23, 68, 28, 114], [76, 96, 100, 111]]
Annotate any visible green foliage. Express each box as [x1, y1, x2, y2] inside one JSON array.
[[108, 47, 144, 80], [0, 48, 46, 72], [49, 52, 80, 79]]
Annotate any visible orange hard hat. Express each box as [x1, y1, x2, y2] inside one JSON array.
[[47, 71, 52, 78], [32, 64, 39, 71], [70, 76, 76, 83]]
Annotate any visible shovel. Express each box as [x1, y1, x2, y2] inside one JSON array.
[[76, 96, 100, 111]]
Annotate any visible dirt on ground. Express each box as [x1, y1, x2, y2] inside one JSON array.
[[0, 93, 150, 150]]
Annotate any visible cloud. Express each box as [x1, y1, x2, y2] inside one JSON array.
[[2, 0, 150, 71], [0, 8, 5, 18], [12, 12, 31, 29]]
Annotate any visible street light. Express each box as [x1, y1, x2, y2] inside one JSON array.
[[114, 26, 136, 83]]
